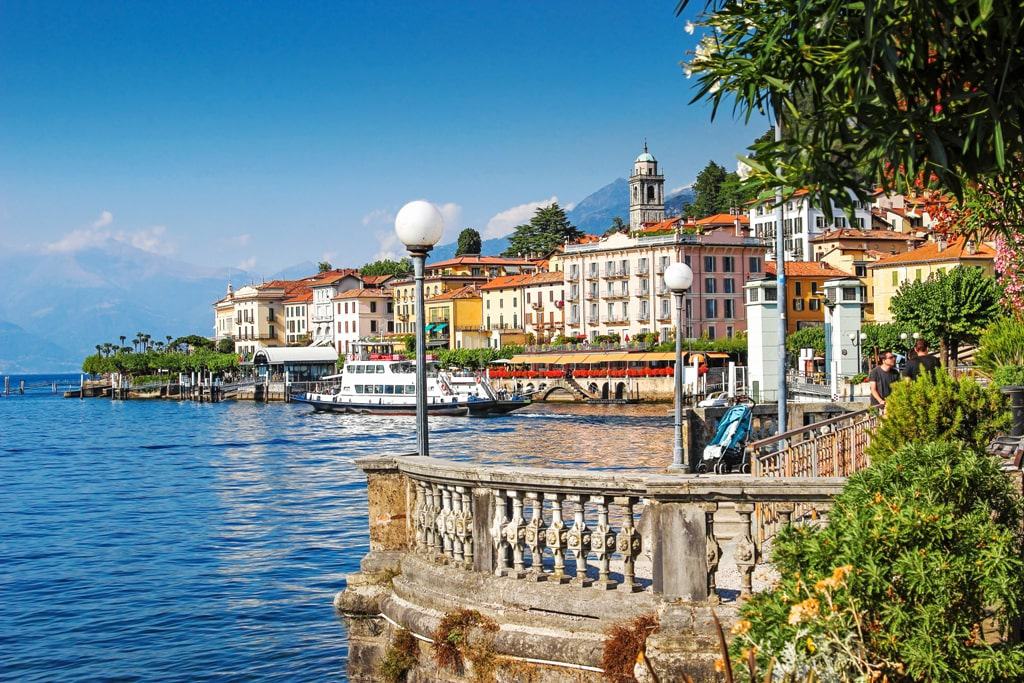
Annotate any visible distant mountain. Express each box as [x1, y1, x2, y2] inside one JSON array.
[[427, 236, 510, 263], [566, 178, 629, 232], [0, 242, 261, 373], [0, 320, 78, 374], [566, 179, 694, 234], [428, 178, 696, 261], [271, 261, 319, 280]]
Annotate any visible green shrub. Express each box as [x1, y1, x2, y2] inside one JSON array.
[[867, 371, 1007, 461], [993, 366, 1024, 388], [975, 318, 1024, 376], [732, 440, 1024, 682]]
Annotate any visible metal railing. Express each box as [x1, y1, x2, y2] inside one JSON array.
[[749, 408, 877, 479]]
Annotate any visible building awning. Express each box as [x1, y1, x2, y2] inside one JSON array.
[[509, 354, 559, 364], [252, 346, 339, 365], [706, 352, 731, 359], [633, 352, 676, 362], [434, 322, 449, 330]]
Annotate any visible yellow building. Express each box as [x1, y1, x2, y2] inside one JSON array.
[[810, 229, 925, 320], [424, 285, 487, 350], [392, 256, 539, 335], [868, 236, 996, 323], [480, 272, 565, 347], [765, 261, 855, 333]]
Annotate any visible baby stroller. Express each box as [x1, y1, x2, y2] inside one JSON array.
[[697, 401, 754, 474]]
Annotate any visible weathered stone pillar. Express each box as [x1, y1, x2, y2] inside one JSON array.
[[648, 500, 709, 601], [356, 456, 411, 552], [471, 487, 496, 573]]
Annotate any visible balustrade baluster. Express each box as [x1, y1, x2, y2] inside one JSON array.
[[523, 492, 546, 579], [733, 503, 757, 599], [591, 495, 617, 590], [492, 489, 511, 576], [453, 485, 471, 569], [413, 480, 428, 554], [503, 490, 527, 578], [701, 502, 722, 603], [430, 483, 443, 558], [545, 493, 570, 584], [615, 497, 641, 592], [566, 495, 592, 587], [441, 486, 456, 562]]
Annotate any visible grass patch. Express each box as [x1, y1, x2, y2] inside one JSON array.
[[601, 613, 659, 682], [378, 628, 419, 683]]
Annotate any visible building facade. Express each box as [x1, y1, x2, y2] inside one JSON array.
[[284, 290, 312, 345], [333, 288, 394, 357], [764, 261, 855, 333], [392, 256, 538, 335], [749, 190, 873, 262], [560, 224, 767, 342], [310, 270, 363, 344], [868, 237, 996, 323], [423, 285, 487, 350], [479, 271, 565, 348]]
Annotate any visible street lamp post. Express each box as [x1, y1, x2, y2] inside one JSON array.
[[395, 200, 445, 457], [664, 262, 694, 471]]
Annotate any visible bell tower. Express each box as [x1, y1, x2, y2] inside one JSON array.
[[629, 141, 665, 230]]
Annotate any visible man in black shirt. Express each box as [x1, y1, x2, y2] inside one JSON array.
[[903, 339, 940, 381], [868, 351, 900, 408]]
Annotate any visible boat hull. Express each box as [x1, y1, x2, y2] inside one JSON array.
[[294, 395, 469, 416], [466, 398, 531, 417]]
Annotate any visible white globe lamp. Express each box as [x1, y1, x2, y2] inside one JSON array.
[[395, 200, 445, 251], [663, 262, 694, 292]]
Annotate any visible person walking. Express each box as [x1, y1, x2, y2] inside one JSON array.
[[868, 351, 900, 409], [903, 338, 940, 381]]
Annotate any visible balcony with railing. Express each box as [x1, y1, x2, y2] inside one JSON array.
[[604, 266, 629, 279], [637, 309, 651, 322], [635, 262, 650, 275], [585, 269, 600, 281], [656, 308, 672, 321], [605, 314, 630, 325], [604, 289, 630, 300], [566, 290, 580, 302]]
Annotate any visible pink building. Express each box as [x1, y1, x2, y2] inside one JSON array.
[[333, 288, 394, 357]]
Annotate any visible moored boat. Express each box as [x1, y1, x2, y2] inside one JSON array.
[[296, 357, 529, 417]]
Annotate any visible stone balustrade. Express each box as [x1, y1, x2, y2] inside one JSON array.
[[357, 454, 845, 603]]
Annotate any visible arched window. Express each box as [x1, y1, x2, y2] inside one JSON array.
[[633, 187, 638, 201], [647, 186, 655, 202]]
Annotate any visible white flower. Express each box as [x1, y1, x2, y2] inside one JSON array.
[[685, 20, 696, 35], [709, 79, 722, 94], [684, 64, 694, 78]]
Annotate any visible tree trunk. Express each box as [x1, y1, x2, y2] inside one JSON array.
[[939, 338, 949, 369]]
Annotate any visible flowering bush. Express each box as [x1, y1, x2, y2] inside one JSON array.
[[731, 440, 1024, 681]]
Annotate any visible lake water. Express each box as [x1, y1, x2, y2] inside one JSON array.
[[1, 374, 674, 681]]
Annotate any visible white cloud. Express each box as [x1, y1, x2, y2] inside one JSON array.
[[363, 201, 462, 257], [237, 257, 257, 271], [92, 210, 113, 228], [436, 202, 463, 244], [223, 233, 251, 248], [563, 202, 577, 212], [483, 196, 559, 239], [362, 208, 393, 226], [43, 213, 175, 255], [669, 183, 694, 195]]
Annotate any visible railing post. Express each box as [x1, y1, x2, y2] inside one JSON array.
[[701, 502, 721, 604], [648, 499, 709, 601], [734, 503, 758, 599], [545, 493, 571, 584], [357, 457, 411, 553]]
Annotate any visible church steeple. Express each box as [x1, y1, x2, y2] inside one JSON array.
[[629, 142, 665, 230]]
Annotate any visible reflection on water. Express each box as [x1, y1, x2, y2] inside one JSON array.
[[1, 393, 672, 682]]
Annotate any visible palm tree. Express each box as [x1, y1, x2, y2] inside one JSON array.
[[142, 334, 151, 351], [95, 344, 102, 357], [120, 335, 127, 349]]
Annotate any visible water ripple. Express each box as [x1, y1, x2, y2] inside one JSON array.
[[1, 377, 672, 681]]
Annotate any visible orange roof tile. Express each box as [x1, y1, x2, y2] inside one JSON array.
[[284, 290, 313, 303], [426, 255, 535, 270], [811, 228, 923, 243], [479, 271, 564, 291], [765, 261, 854, 278], [359, 274, 395, 286], [312, 269, 361, 286], [334, 287, 389, 300], [694, 213, 749, 225], [869, 236, 995, 267], [428, 285, 481, 301]]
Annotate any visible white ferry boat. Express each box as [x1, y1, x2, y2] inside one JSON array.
[[294, 356, 529, 417]]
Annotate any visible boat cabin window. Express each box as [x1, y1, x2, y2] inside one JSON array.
[[384, 385, 395, 394], [375, 365, 385, 373], [355, 385, 364, 393]]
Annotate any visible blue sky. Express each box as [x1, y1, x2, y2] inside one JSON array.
[[0, 1, 764, 274]]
